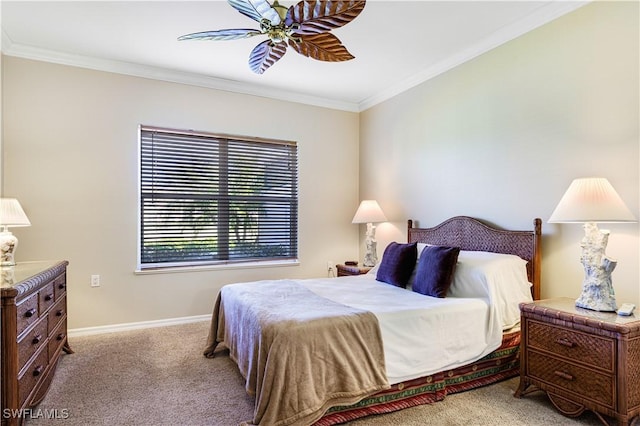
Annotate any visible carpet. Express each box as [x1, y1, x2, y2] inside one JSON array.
[[26, 321, 602, 425]]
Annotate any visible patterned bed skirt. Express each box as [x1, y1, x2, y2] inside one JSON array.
[[315, 330, 521, 425]]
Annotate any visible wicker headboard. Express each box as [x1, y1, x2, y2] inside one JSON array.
[[407, 216, 542, 300]]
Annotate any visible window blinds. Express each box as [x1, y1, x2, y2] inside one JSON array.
[[139, 126, 298, 269]]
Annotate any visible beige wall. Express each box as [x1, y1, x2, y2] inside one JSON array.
[[2, 58, 360, 328], [359, 2, 640, 304]]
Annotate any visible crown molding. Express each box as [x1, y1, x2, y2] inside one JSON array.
[[2, 27, 13, 51], [1, 42, 360, 113], [2, 1, 588, 113], [358, 1, 589, 111]]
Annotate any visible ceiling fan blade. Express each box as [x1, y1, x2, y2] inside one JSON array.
[[289, 32, 354, 62], [229, 0, 282, 25], [178, 29, 262, 41], [249, 40, 288, 74], [286, 0, 365, 35]]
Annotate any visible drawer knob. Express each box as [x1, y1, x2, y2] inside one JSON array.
[[33, 365, 44, 377], [24, 308, 37, 318], [44, 293, 53, 301], [57, 333, 66, 341], [556, 338, 576, 348], [58, 283, 66, 290], [56, 309, 64, 317], [32, 334, 43, 345], [554, 370, 575, 381]]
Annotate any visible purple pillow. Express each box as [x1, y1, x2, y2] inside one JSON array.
[[376, 242, 418, 287], [413, 245, 460, 297]]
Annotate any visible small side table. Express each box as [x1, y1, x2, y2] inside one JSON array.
[[515, 297, 640, 426], [336, 264, 372, 277]]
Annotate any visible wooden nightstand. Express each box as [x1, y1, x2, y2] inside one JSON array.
[[515, 297, 640, 426], [336, 264, 372, 277]]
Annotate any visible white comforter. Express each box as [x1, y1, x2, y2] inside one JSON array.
[[300, 275, 503, 384]]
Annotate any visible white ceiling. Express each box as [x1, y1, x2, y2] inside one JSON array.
[[1, 1, 587, 112]]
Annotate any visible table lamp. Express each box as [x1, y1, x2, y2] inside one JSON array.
[[548, 177, 636, 311], [0, 198, 32, 266], [352, 200, 387, 267]]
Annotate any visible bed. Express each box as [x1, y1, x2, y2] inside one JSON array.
[[204, 216, 542, 426]]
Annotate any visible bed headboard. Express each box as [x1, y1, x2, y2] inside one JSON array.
[[407, 216, 542, 300]]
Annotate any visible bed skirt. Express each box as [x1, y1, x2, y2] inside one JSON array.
[[315, 329, 521, 425]]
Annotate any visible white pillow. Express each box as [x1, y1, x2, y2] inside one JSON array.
[[448, 250, 533, 329], [367, 263, 379, 275]]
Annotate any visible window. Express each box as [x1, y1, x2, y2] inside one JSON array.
[[138, 126, 298, 270]]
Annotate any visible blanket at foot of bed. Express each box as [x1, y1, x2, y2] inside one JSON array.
[[204, 280, 390, 426]]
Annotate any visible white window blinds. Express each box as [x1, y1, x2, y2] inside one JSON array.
[[139, 126, 298, 269]]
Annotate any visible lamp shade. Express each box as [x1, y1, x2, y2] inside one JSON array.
[[548, 178, 636, 223], [0, 198, 31, 227], [352, 200, 387, 224]]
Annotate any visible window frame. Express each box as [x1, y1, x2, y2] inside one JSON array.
[[137, 125, 299, 272]]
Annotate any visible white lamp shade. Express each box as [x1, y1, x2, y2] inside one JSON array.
[[0, 198, 31, 227], [548, 178, 636, 223], [352, 200, 387, 224]]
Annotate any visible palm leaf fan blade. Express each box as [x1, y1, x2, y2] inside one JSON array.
[[229, 0, 282, 25], [289, 32, 353, 61], [286, 0, 365, 35], [178, 29, 262, 41], [249, 40, 288, 74]]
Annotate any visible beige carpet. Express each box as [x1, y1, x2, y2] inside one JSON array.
[[27, 321, 603, 426]]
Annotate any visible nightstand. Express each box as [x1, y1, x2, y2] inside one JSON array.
[[336, 264, 372, 277], [515, 297, 640, 426]]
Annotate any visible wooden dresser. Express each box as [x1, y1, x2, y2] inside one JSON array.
[[515, 297, 640, 426], [1, 261, 72, 425]]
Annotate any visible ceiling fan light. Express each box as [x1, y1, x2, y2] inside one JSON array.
[[272, 0, 288, 20]]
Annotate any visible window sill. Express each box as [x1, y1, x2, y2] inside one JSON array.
[[134, 259, 300, 275]]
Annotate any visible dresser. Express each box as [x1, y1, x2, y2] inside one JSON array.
[[1, 261, 72, 425], [515, 297, 640, 426]]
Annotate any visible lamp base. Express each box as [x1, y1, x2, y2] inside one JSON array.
[[576, 278, 618, 311], [363, 223, 378, 267], [1, 266, 15, 286], [575, 297, 617, 312], [0, 231, 18, 267], [363, 240, 378, 267], [574, 223, 617, 312]]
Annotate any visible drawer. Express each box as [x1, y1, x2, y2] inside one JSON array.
[[53, 273, 67, 299], [526, 320, 614, 372], [48, 295, 67, 333], [18, 345, 48, 407], [17, 317, 48, 372], [16, 293, 39, 336], [39, 282, 55, 314], [48, 318, 67, 360], [527, 350, 614, 409]]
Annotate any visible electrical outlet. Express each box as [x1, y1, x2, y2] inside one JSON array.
[[90, 274, 100, 287]]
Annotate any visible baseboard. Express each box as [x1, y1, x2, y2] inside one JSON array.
[[68, 314, 210, 337]]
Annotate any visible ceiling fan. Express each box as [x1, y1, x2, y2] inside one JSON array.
[[178, 0, 366, 74]]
